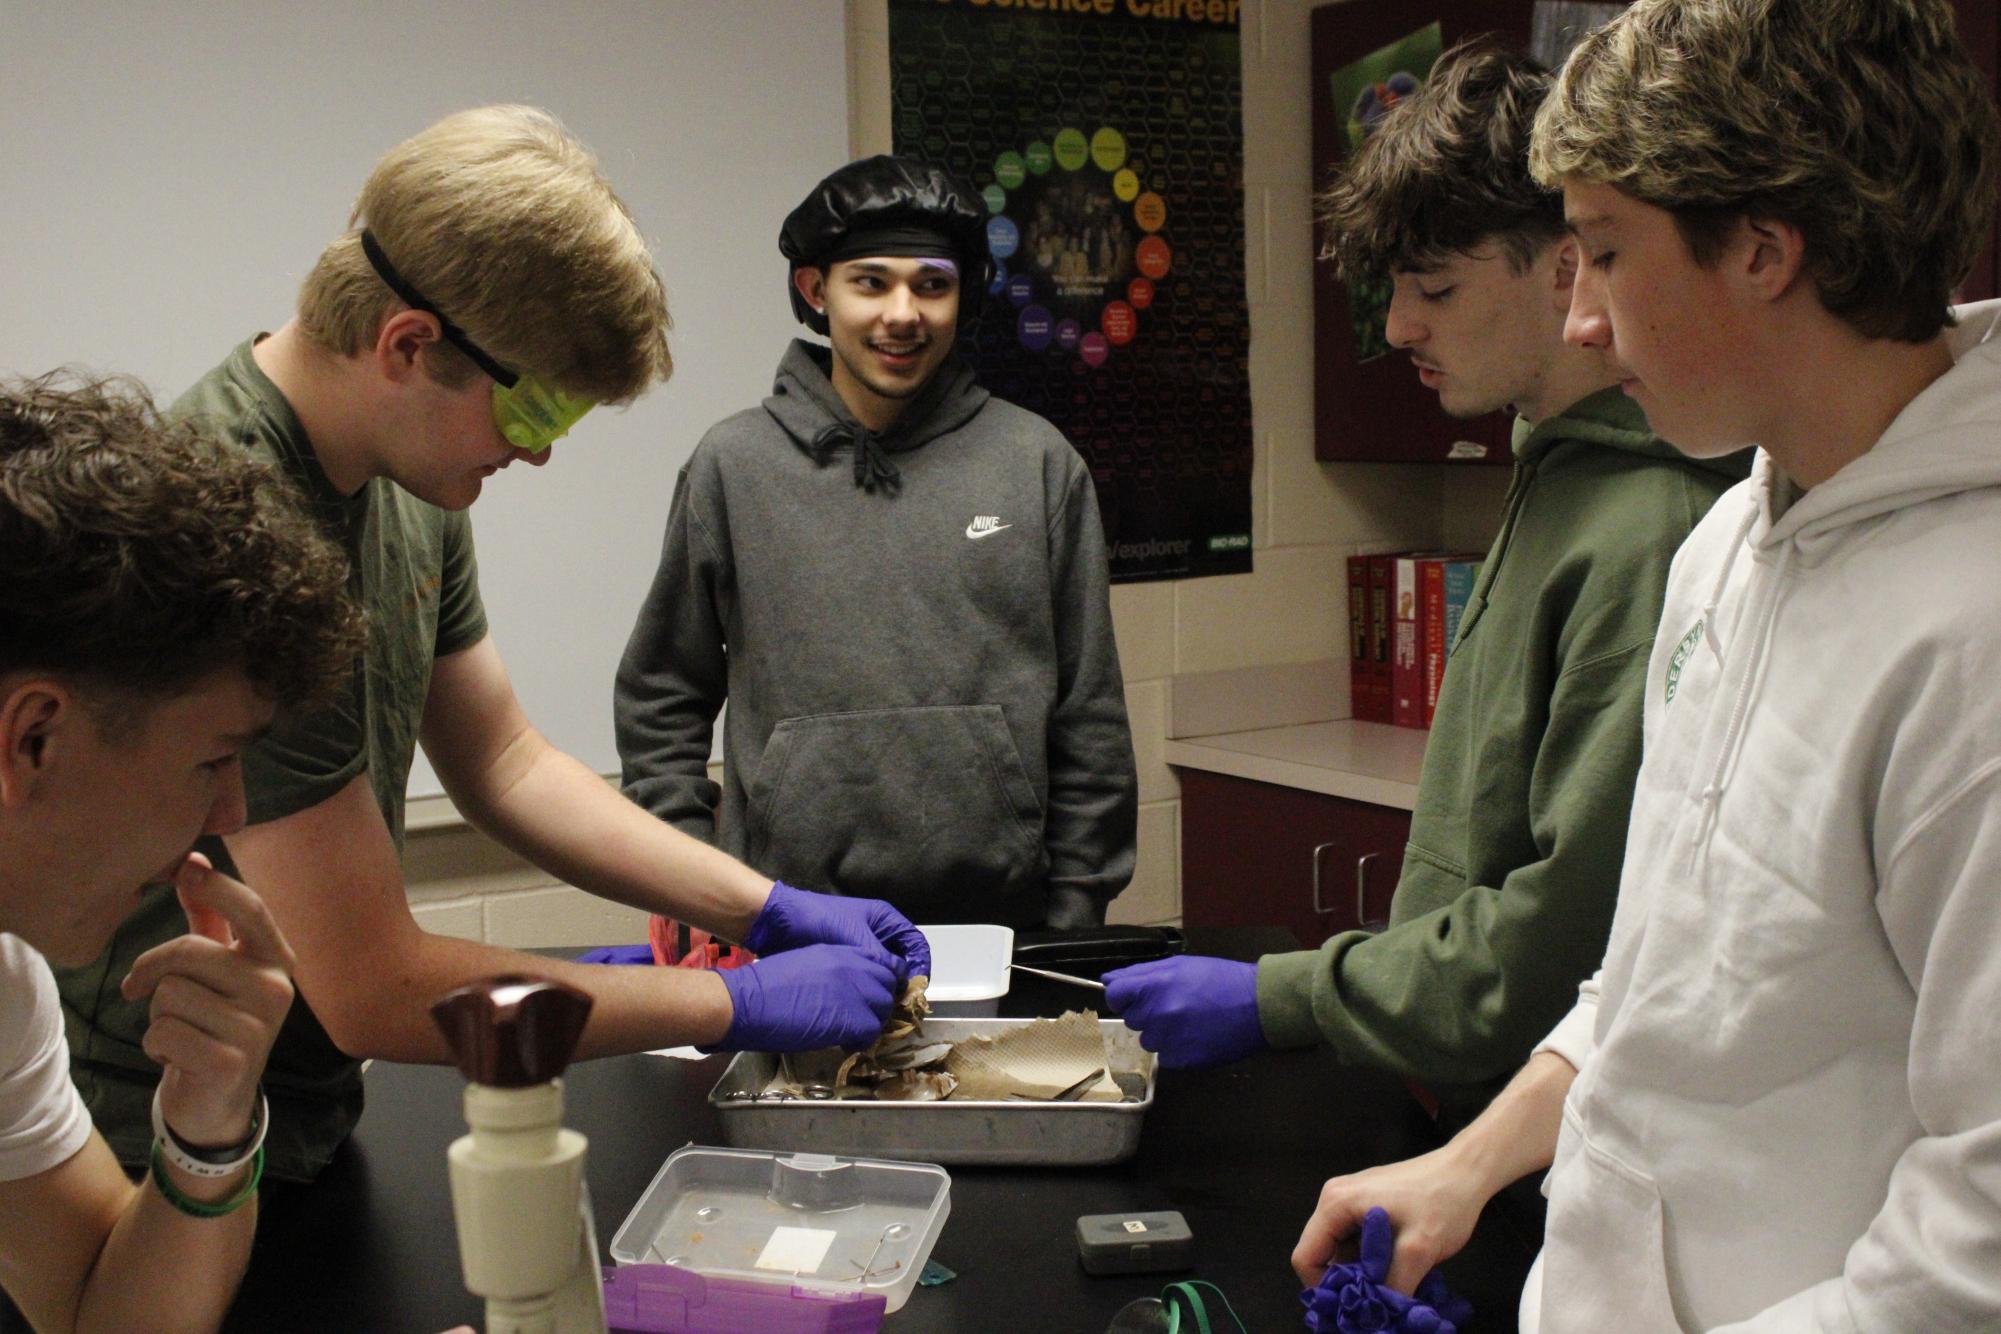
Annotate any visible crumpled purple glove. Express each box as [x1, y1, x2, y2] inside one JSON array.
[[742, 882, 931, 982], [1102, 955, 1266, 1069], [1300, 1208, 1473, 1334], [714, 943, 900, 1052]]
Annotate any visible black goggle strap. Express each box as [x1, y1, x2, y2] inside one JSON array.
[[357, 229, 519, 389]]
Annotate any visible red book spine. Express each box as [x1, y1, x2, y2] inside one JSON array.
[[1366, 554, 1396, 723], [1348, 554, 1371, 721], [1421, 558, 1447, 727], [1391, 556, 1424, 728]]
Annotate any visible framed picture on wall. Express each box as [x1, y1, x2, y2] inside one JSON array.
[[1312, 0, 1998, 467]]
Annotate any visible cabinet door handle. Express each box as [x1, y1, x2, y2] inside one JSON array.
[[1310, 842, 1338, 915], [1356, 852, 1385, 931]]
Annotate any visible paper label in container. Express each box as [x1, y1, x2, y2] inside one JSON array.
[[755, 1226, 838, 1274]]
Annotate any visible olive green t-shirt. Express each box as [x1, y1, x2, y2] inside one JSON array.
[[55, 339, 488, 1181]]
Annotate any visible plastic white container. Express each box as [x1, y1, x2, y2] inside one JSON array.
[[607, 1146, 950, 1313], [916, 923, 1012, 1016]]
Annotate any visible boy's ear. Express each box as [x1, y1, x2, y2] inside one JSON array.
[[372, 308, 445, 382], [0, 682, 68, 808], [1737, 215, 1807, 303], [793, 266, 828, 315], [1550, 237, 1581, 312]]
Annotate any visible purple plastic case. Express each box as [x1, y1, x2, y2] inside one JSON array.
[[603, 1264, 887, 1334]]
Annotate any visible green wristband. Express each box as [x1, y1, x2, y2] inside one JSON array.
[[149, 1139, 263, 1219]]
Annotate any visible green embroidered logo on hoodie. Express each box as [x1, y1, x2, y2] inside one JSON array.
[[1666, 620, 1703, 704]]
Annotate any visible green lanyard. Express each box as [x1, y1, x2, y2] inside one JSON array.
[[1160, 1280, 1249, 1334]]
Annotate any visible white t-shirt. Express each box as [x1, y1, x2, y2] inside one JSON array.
[[0, 933, 92, 1182]]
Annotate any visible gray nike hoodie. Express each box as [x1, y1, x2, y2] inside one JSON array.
[[615, 340, 1138, 928]]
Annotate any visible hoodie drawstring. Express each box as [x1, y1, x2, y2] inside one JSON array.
[[1692, 536, 1792, 851], [810, 420, 902, 494], [1700, 502, 1759, 665]]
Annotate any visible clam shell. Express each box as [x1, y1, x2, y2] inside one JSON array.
[[873, 1070, 959, 1102]]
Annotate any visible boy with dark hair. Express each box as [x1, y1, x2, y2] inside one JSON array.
[[1297, 3, 2001, 1327], [60, 108, 927, 1185], [616, 155, 1137, 932], [1105, 41, 1744, 1114], [0, 373, 360, 1330]]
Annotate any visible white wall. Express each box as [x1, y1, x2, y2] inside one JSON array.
[[1, 0, 1476, 944], [0, 0, 849, 796]]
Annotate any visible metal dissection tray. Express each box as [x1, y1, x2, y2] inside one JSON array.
[[707, 1018, 1156, 1166]]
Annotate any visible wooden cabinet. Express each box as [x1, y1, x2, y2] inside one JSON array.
[[1178, 768, 1412, 948], [1954, 0, 1999, 305]]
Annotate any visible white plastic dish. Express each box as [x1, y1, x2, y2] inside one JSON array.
[[916, 923, 1012, 1016]]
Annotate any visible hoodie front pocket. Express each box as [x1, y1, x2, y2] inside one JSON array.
[[1540, 1105, 1685, 1333], [743, 705, 1047, 908]]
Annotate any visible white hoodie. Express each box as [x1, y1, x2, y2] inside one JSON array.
[[1529, 300, 2001, 1332]]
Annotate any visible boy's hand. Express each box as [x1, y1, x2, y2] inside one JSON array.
[[1105, 955, 1267, 1068], [120, 852, 296, 1149], [1292, 1147, 1490, 1294], [715, 943, 900, 1051], [743, 881, 932, 981]]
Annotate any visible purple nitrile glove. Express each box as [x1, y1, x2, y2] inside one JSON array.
[[742, 882, 932, 982], [714, 943, 899, 1052], [1102, 955, 1266, 1069], [575, 944, 655, 965], [1299, 1208, 1474, 1334]]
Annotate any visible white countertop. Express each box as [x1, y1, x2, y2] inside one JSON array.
[[1164, 719, 1428, 811]]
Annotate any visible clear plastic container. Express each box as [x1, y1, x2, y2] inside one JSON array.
[[918, 923, 1012, 1016], [607, 1146, 951, 1313]]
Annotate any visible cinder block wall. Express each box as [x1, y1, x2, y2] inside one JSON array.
[[399, 0, 1506, 946]]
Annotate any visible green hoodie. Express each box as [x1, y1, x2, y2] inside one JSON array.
[[1257, 388, 1748, 1109]]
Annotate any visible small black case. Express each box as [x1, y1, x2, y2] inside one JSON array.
[[1076, 1210, 1195, 1275]]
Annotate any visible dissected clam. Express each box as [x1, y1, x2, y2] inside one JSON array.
[[872, 1037, 955, 1071], [879, 974, 931, 1043], [828, 975, 949, 1089], [833, 1034, 956, 1087]]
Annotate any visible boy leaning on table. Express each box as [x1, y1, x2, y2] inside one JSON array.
[[0, 373, 360, 1331], [55, 106, 930, 1188]]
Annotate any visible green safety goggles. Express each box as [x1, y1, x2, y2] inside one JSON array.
[[491, 376, 593, 453], [361, 229, 596, 453]]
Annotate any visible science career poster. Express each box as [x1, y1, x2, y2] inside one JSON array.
[[890, 0, 1253, 583]]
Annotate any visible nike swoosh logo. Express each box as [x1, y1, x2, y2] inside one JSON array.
[[966, 521, 1012, 539]]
